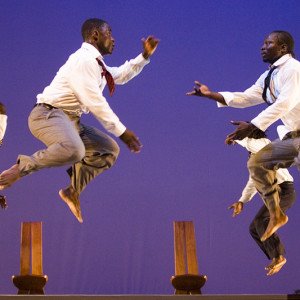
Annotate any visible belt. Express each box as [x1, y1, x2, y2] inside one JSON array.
[[34, 103, 57, 110]]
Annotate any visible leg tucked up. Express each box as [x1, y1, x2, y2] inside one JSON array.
[[0, 106, 85, 190], [247, 140, 297, 241], [60, 123, 120, 222]]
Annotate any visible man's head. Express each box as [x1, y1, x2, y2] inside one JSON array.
[[81, 18, 115, 55], [261, 31, 295, 64]]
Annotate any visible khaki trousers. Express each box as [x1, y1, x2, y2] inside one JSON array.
[[18, 105, 120, 194]]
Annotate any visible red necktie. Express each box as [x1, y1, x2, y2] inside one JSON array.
[[96, 58, 115, 96]]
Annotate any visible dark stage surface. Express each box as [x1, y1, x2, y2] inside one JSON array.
[[1, 295, 300, 300]]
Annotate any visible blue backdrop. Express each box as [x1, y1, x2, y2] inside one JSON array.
[[0, 0, 300, 295]]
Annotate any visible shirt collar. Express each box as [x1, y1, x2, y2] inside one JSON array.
[[81, 42, 103, 60], [271, 53, 292, 68]]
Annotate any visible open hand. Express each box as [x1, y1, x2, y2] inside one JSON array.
[[186, 81, 211, 97], [228, 201, 243, 217], [142, 36, 160, 59]]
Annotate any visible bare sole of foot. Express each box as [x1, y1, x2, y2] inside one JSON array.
[[266, 257, 287, 276], [0, 164, 21, 190], [260, 215, 288, 242], [59, 189, 83, 223]]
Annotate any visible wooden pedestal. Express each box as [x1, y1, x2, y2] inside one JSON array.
[[171, 221, 207, 294], [12, 222, 48, 294]]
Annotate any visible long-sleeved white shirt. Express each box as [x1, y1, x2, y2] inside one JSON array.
[[0, 114, 7, 141], [236, 133, 293, 204], [37, 42, 150, 137], [219, 54, 300, 132]]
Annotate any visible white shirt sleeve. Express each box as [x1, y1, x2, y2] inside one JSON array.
[[107, 54, 150, 85], [68, 58, 126, 137], [0, 114, 7, 140], [238, 176, 257, 203], [218, 74, 266, 108], [67, 54, 149, 137]]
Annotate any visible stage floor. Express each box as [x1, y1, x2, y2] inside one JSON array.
[[0, 295, 300, 300]]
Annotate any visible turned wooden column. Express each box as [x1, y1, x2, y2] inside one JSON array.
[[171, 221, 207, 294], [12, 222, 48, 294]]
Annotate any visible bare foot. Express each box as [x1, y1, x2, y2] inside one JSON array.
[[260, 214, 288, 242], [0, 195, 7, 209], [59, 186, 83, 223], [0, 164, 21, 190], [265, 256, 286, 276]]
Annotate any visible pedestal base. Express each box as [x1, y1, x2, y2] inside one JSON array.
[[12, 274, 48, 295], [171, 274, 207, 294]]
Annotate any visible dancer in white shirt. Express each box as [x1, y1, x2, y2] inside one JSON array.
[[0, 18, 159, 222], [187, 30, 300, 242], [229, 125, 295, 276]]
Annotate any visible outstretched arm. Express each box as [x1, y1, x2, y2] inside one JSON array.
[[108, 36, 159, 84], [186, 81, 227, 105]]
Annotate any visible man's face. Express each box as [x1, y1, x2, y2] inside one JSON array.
[[95, 23, 115, 55], [261, 33, 286, 64]]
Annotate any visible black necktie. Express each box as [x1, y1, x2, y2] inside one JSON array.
[[262, 66, 277, 104], [96, 58, 115, 96]]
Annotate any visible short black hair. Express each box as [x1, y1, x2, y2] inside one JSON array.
[[81, 18, 107, 40], [272, 30, 295, 58]]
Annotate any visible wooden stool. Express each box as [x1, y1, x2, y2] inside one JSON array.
[[170, 221, 207, 294], [12, 222, 48, 295]]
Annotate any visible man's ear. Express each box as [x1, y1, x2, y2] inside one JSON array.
[[91, 29, 99, 42], [281, 43, 288, 55]]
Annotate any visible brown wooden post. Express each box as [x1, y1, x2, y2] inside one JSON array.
[[12, 222, 48, 295], [31, 222, 43, 275], [20, 222, 31, 276], [171, 221, 207, 294]]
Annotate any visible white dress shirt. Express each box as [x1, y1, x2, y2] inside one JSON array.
[[219, 54, 300, 132], [236, 131, 293, 203], [37, 42, 150, 137], [0, 114, 7, 141]]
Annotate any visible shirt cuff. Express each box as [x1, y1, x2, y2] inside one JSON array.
[[238, 198, 248, 204], [113, 122, 127, 137], [249, 118, 264, 131], [135, 53, 151, 66], [217, 92, 234, 107]]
